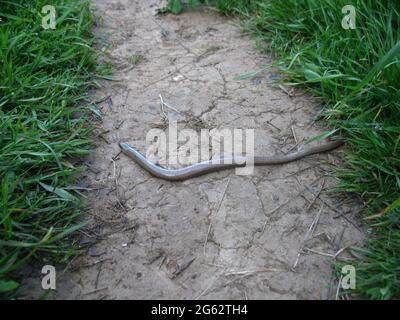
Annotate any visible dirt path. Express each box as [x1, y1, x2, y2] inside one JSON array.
[[22, 0, 364, 299]]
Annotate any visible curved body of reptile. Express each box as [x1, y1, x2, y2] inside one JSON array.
[[119, 140, 343, 181]]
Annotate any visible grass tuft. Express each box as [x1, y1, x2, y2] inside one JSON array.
[[130, 53, 142, 65], [0, 0, 102, 296]]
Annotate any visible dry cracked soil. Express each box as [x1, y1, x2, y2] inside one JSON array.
[[20, 0, 365, 300]]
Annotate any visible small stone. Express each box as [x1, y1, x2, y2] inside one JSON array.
[[173, 74, 184, 82]]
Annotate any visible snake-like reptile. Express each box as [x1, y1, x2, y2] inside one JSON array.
[[119, 140, 343, 181]]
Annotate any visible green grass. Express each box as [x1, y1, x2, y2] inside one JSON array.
[[205, 43, 222, 52], [131, 53, 142, 65], [166, 0, 207, 14], [212, 0, 400, 299], [0, 0, 103, 296]]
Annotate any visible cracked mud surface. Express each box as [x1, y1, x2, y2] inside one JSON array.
[[21, 0, 365, 299]]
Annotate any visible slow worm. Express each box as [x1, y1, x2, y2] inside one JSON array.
[[119, 140, 343, 181]]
